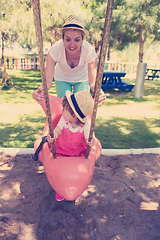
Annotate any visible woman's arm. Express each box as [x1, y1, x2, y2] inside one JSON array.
[[45, 53, 56, 90], [88, 57, 97, 92], [88, 57, 106, 106], [32, 53, 55, 104]]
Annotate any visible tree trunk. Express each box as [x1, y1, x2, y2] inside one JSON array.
[[139, 26, 145, 62], [107, 47, 110, 60], [1, 31, 4, 59], [95, 40, 99, 53]]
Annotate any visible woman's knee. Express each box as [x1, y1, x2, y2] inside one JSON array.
[[73, 81, 89, 93], [55, 81, 72, 98]]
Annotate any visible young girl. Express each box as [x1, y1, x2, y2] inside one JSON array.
[[47, 89, 95, 157], [33, 90, 95, 201]]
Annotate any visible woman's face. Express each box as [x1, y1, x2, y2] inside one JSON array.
[[63, 29, 83, 55]]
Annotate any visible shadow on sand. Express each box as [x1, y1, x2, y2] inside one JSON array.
[[0, 152, 160, 240]]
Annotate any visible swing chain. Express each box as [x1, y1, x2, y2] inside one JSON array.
[[32, 0, 57, 158], [85, 0, 114, 159]]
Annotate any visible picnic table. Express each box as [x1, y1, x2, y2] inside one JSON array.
[[145, 68, 160, 80], [101, 70, 135, 92]]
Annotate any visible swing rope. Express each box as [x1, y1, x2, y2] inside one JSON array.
[[32, 0, 114, 159], [85, 0, 114, 158], [32, 0, 57, 158]]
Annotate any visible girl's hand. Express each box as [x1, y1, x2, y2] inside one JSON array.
[[32, 85, 44, 104], [86, 137, 95, 147], [47, 128, 60, 143], [47, 133, 54, 143], [53, 130, 59, 140]]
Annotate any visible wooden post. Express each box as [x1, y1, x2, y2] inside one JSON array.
[[85, 0, 114, 158], [32, 0, 57, 158]]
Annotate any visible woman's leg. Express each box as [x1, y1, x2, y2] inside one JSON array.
[[73, 81, 90, 93], [55, 81, 72, 98]]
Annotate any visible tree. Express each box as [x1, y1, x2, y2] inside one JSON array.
[[116, 0, 160, 62], [1, 0, 160, 61], [40, 0, 93, 45], [82, 0, 109, 54], [0, 1, 14, 58], [0, 0, 94, 53], [8, 0, 36, 50], [0, 0, 36, 56], [88, 0, 160, 62]]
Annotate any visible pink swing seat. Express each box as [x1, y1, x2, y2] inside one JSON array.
[[34, 95, 102, 201]]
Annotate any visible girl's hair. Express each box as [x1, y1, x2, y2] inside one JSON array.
[[62, 29, 84, 40], [62, 96, 82, 124]]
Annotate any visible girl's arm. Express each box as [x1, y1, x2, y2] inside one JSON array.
[[47, 126, 62, 143], [54, 126, 62, 139], [84, 122, 95, 147]]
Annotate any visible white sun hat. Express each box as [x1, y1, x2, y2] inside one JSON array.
[[66, 90, 94, 123], [58, 15, 89, 37]]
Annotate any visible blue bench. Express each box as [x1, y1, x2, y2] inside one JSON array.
[[145, 68, 160, 80], [101, 71, 135, 92]]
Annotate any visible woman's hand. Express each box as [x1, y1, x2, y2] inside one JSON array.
[[32, 85, 44, 104], [92, 89, 106, 107], [98, 89, 106, 106]]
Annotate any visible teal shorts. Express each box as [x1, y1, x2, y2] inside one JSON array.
[[55, 80, 90, 98]]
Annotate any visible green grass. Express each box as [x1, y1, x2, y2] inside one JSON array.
[[1, 69, 56, 104], [1, 69, 160, 149]]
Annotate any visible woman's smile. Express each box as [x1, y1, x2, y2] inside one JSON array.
[[69, 47, 76, 51]]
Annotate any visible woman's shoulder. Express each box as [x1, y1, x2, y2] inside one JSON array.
[[81, 41, 97, 62], [82, 40, 94, 49], [82, 40, 96, 55], [50, 39, 63, 50], [49, 39, 64, 61]]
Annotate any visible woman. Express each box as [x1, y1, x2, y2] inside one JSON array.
[[33, 15, 105, 105]]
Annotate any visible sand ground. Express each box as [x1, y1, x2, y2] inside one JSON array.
[[1, 152, 160, 240]]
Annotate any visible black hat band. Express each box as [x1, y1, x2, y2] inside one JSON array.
[[63, 24, 83, 29], [71, 94, 86, 119]]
